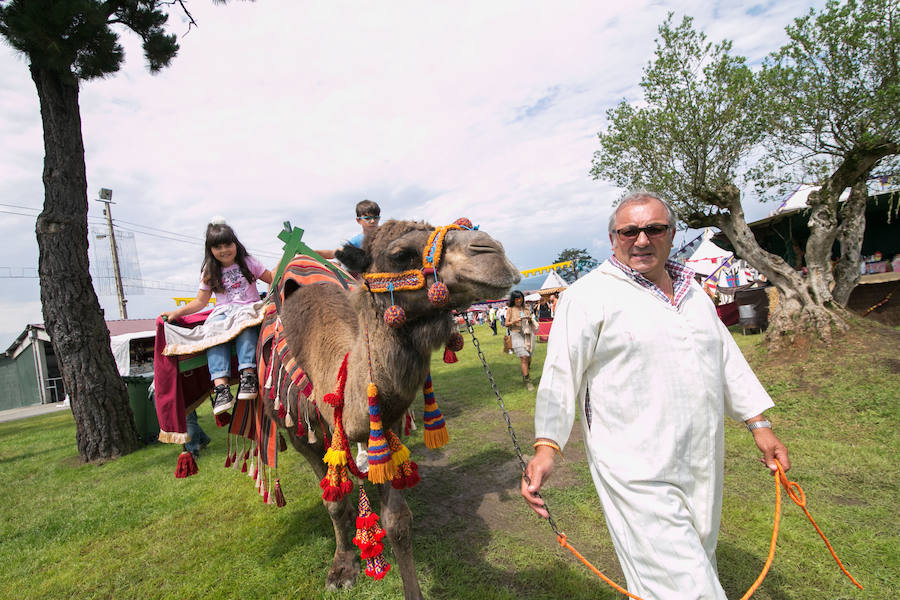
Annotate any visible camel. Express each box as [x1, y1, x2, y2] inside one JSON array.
[[266, 219, 520, 599]]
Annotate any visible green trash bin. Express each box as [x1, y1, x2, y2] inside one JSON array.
[[123, 375, 159, 444]]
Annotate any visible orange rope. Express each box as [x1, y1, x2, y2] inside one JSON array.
[[556, 459, 862, 599], [768, 460, 863, 591]]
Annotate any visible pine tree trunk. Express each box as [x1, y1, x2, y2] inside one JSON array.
[[31, 64, 141, 462]]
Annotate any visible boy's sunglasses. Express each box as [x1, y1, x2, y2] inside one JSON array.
[[614, 224, 670, 240], [358, 215, 380, 222]]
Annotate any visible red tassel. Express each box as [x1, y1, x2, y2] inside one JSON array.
[[215, 412, 231, 427], [354, 485, 391, 577], [274, 478, 287, 507], [321, 484, 344, 502], [278, 403, 287, 420], [241, 458, 248, 473], [443, 347, 458, 363], [296, 419, 306, 437], [364, 554, 391, 580], [175, 451, 198, 478], [224, 453, 232, 468], [263, 489, 269, 504], [324, 353, 350, 406]]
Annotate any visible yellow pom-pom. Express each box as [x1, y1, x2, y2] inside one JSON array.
[[367, 382, 378, 398]]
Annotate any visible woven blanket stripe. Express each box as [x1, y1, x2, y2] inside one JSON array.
[[229, 397, 257, 440], [278, 256, 354, 311], [258, 401, 278, 468]]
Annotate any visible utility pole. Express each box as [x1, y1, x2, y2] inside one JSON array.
[[96, 188, 128, 319]]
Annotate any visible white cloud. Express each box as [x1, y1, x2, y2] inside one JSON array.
[[0, 0, 827, 338]]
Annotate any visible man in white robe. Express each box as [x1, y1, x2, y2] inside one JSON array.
[[521, 192, 790, 599]]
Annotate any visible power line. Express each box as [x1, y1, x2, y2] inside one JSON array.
[[0, 201, 282, 259]]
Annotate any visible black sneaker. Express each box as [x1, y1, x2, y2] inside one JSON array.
[[237, 370, 259, 401], [211, 384, 235, 415]]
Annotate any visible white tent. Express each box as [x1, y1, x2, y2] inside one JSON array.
[[685, 229, 733, 276], [539, 270, 568, 293], [771, 184, 851, 216], [110, 330, 155, 376]]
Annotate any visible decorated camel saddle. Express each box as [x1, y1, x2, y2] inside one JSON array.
[[154, 218, 520, 598]]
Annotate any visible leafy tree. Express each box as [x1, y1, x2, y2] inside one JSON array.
[[554, 248, 597, 283], [0, 1, 226, 462], [756, 0, 900, 310], [591, 7, 899, 348]]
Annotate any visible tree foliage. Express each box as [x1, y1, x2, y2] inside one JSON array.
[[0, 0, 181, 80], [757, 0, 900, 307], [755, 0, 900, 191], [591, 14, 765, 226], [591, 4, 900, 347], [554, 248, 597, 283]]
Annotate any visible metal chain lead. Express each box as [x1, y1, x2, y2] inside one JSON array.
[[461, 313, 563, 537]]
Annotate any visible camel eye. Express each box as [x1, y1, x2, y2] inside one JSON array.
[[387, 246, 418, 267]]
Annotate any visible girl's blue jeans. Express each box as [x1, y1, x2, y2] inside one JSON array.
[[206, 322, 260, 381]]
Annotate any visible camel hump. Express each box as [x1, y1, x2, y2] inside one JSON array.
[[276, 255, 356, 313]]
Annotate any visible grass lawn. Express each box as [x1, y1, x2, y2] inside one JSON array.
[[0, 321, 897, 599]]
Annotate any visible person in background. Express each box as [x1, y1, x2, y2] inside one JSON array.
[[161, 219, 273, 415], [184, 410, 210, 459], [506, 290, 538, 391], [488, 305, 498, 335], [521, 191, 789, 599]]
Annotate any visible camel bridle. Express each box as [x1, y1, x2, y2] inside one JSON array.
[[362, 218, 475, 328]]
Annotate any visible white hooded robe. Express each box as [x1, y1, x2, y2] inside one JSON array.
[[535, 261, 773, 599]]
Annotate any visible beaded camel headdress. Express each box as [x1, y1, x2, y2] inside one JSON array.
[[363, 217, 476, 328]]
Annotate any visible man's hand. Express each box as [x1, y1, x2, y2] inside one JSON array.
[[752, 428, 790, 474], [521, 444, 556, 518]]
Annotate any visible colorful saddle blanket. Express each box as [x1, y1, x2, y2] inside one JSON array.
[[225, 256, 354, 498]]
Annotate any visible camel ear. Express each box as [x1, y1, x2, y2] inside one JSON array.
[[335, 243, 370, 272]]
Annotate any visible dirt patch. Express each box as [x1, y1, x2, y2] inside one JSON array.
[[412, 412, 590, 538], [754, 320, 899, 371]]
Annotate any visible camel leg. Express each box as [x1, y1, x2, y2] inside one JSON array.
[[377, 483, 424, 600], [288, 431, 360, 591]]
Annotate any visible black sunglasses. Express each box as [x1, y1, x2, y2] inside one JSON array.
[[615, 224, 670, 239]]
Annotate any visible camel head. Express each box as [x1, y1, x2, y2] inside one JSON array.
[[337, 218, 520, 325]]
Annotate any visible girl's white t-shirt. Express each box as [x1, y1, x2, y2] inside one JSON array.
[[198, 255, 267, 306]]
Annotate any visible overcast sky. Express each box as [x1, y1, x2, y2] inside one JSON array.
[[0, 0, 824, 348]]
